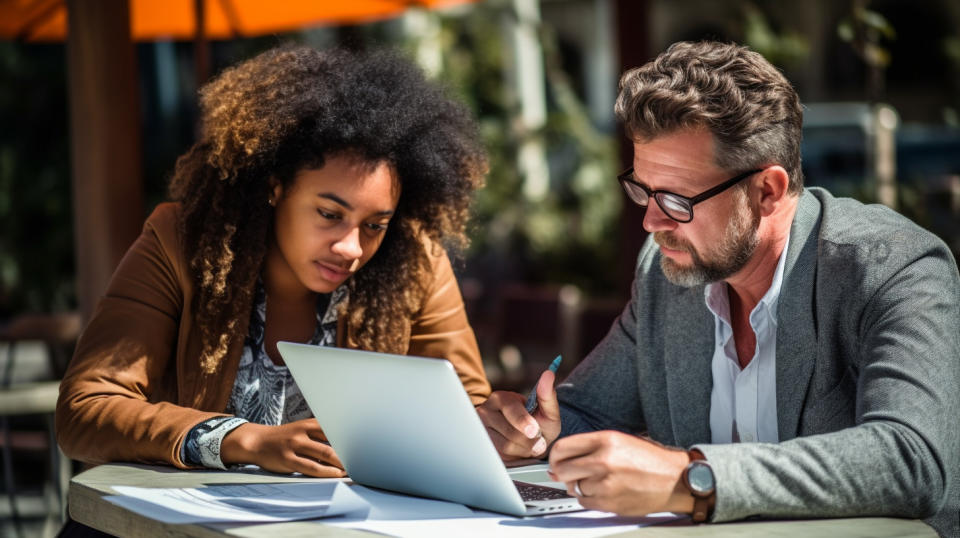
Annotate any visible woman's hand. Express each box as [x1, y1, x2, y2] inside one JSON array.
[[220, 418, 346, 478]]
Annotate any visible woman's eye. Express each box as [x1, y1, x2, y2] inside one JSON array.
[[317, 209, 340, 220], [366, 222, 389, 232]]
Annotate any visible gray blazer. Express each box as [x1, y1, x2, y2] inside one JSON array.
[[557, 188, 960, 537]]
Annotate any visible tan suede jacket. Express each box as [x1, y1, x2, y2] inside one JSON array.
[[56, 203, 490, 468]]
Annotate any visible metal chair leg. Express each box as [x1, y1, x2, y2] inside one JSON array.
[[2, 414, 25, 538]]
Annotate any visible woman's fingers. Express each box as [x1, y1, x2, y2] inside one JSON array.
[[292, 417, 330, 443], [291, 455, 348, 478], [295, 439, 345, 470]]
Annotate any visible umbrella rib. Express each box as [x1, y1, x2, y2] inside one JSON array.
[[14, 0, 62, 41]]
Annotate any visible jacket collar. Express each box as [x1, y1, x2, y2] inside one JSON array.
[[775, 189, 822, 440]]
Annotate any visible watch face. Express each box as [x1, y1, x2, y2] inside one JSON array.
[[688, 463, 715, 494]]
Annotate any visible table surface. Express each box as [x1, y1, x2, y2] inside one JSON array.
[[69, 463, 937, 538]]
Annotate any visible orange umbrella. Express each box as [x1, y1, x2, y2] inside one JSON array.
[[1, 0, 476, 42]]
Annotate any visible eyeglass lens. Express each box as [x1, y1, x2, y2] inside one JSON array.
[[621, 181, 692, 221]]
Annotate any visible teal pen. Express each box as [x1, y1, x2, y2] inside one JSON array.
[[525, 355, 562, 413]]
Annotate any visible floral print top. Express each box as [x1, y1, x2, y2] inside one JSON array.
[[181, 281, 345, 469]]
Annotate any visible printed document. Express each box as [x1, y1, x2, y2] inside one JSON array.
[[105, 481, 367, 524]]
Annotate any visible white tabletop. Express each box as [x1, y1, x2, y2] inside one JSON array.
[[68, 463, 937, 537]]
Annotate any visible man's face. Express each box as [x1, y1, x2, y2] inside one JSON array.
[[633, 129, 760, 287]]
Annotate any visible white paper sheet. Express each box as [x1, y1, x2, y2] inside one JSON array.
[[328, 510, 685, 537], [105, 481, 368, 523], [344, 485, 475, 520], [104, 480, 474, 525]]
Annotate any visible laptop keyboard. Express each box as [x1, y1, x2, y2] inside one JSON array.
[[513, 480, 572, 501]]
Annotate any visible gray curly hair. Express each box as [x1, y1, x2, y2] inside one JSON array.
[[615, 41, 804, 194]]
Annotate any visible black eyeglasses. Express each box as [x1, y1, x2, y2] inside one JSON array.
[[617, 168, 763, 223]]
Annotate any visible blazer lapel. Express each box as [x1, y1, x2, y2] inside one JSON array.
[[775, 190, 822, 441], [663, 285, 714, 446]]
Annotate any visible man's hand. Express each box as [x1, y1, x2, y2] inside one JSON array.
[[220, 418, 346, 478], [477, 369, 561, 460], [547, 431, 695, 515]]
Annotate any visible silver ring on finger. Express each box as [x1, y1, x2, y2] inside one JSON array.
[[574, 479, 589, 497]]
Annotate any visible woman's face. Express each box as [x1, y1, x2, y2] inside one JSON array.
[[268, 154, 400, 295]]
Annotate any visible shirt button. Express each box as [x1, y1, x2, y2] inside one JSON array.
[[743, 433, 754, 442]]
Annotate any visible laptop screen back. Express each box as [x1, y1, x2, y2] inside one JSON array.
[[277, 342, 530, 515]]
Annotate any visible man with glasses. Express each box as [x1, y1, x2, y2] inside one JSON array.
[[478, 41, 959, 536]]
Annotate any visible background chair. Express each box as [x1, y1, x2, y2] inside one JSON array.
[[0, 311, 81, 538]]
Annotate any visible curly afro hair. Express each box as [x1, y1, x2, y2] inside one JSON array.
[[168, 45, 487, 373]]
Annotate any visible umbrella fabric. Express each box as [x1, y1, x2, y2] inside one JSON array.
[[0, 0, 476, 42]]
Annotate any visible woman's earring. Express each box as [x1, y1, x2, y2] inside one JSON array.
[[268, 197, 275, 207]]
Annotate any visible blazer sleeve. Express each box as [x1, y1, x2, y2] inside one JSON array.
[[56, 205, 229, 468], [406, 247, 491, 405], [696, 239, 960, 526]]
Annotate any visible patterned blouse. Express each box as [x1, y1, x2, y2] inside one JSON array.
[[181, 281, 346, 469]]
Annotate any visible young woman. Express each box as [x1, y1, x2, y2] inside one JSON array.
[[56, 45, 491, 478]]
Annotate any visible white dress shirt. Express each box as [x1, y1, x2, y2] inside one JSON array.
[[705, 235, 790, 444]]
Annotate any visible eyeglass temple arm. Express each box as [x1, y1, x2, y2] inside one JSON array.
[[688, 169, 763, 205]]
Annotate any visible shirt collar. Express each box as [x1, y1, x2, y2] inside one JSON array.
[[760, 232, 790, 314]]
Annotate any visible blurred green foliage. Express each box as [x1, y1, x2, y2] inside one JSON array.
[[838, 3, 896, 69], [741, 2, 810, 68], [838, 0, 896, 103], [419, 2, 622, 293]]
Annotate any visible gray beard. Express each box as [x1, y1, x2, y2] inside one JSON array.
[[658, 200, 760, 287]]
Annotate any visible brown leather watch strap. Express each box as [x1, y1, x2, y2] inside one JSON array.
[[691, 493, 711, 523]]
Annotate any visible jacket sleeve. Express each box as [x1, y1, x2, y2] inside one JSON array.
[[406, 247, 491, 405], [696, 239, 960, 528], [55, 205, 228, 468]]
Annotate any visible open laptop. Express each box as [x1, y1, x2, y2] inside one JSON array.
[[277, 342, 583, 516]]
